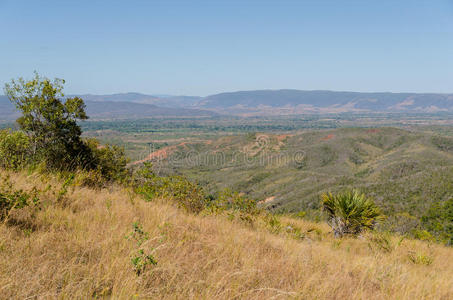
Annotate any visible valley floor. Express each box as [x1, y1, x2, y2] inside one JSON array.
[[1, 170, 453, 299]]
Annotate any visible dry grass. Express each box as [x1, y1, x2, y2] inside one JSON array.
[[1, 170, 453, 299]]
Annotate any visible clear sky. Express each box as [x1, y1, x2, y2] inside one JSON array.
[[1, 0, 452, 96]]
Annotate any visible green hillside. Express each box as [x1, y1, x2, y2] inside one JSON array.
[[156, 127, 453, 242]]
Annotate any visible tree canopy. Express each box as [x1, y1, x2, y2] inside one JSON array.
[[4, 72, 91, 170]]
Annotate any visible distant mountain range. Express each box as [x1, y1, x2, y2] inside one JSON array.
[[2, 89, 453, 121], [78, 93, 202, 108], [198, 90, 453, 115]]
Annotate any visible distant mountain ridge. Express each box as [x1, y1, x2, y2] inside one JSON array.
[[197, 89, 453, 115], [0, 95, 214, 121], [76, 90, 453, 115], [2, 89, 453, 121], [77, 93, 201, 108]]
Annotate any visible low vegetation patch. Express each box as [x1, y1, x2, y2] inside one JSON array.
[[0, 174, 39, 220]]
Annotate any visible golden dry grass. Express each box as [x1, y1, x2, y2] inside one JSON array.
[[1, 170, 453, 299]]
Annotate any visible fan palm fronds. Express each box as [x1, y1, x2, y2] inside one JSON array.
[[321, 190, 383, 238]]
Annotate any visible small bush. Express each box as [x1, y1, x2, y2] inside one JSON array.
[[321, 190, 383, 238], [411, 229, 435, 242], [56, 174, 75, 204], [367, 231, 404, 253], [134, 163, 207, 213], [264, 214, 282, 233], [131, 249, 157, 276], [0, 175, 39, 220], [126, 222, 157, 276], [284, 223, 305, 240], [208, 189, 261, 225], [212, 189, 259, 215], [73, 170, 105, 188], [0, 129, 30, 170], [83, 138, 129, 183], [407, 251, 433, 266], [209, 189, 261, 224]]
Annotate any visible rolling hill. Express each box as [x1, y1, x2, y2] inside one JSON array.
[[154, 127, 453, 239]]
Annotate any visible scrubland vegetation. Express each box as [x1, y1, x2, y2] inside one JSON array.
[[150, 128, 453, 245], [1, 169, 453, 299], [1, 74, 453, 298]]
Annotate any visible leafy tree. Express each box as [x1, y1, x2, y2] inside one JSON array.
[[4, 72, 90, 170], [321, 190, 383, 238]]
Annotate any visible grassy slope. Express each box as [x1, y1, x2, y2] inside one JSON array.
[[1, 170, 453, 299]]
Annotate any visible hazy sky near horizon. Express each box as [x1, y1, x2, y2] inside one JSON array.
[[1, 0, 453, 96]]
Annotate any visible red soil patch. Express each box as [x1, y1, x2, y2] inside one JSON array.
[[131, 140, 210, 166], [366, 129, 380, 134], [276, 134, 293, 142], [321, 134, 335, 141], [132, 142, 187, 165]]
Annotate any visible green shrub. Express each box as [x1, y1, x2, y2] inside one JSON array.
[[0, 129, 128, 185], [284, 223, 305, 240], [211, 189, 260, 215], [72, 170, 105, 188], [126, 222, 157, 276], [134, 163, 260, 217], [264, 214, 282, 233], [0, 129, 30, 170], [321, 190, 383, 238], [432, 135, 453, 152], [0, 175, 39, 220], [411, 229, 435, 242], [421, 198, 453, 245], [367, 231, 404, 253], [407, 251, 433, 265], [83, 138, 129, 183], [207, 189, 261, 224], [134, 163, 207, 213], [56, 174, 75, 203], [131, 249, 157, 276]]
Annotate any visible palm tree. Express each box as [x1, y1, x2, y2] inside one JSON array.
[[321, 190, 383, 238]]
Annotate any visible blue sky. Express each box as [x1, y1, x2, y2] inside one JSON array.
[[1, 0, 452, 95]]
